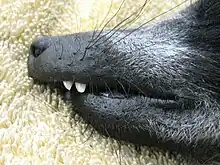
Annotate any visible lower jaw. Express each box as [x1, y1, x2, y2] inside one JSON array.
[[32, 80, 212, 160], [66, 92, 194, 156], [32, 80, 201, 153]]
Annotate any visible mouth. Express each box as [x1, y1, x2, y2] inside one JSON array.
[[61, 80, 176, 100], [33, 77, 180, 111], [61, 79, 132, 99]]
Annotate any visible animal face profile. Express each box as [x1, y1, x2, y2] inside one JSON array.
[[27, 0, 220, 162]]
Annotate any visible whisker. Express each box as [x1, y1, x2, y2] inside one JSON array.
[[87, 0, 126, 48], [89, 0, 114, 44], [96, 0, 187, 58], [111, 0, 188, 46], [103, 80, 114, 97], [80, 0, 114, 61], [73, 34, 82, 54], [74, 1, 82, 33], [80, 0, 125, 61], [81, 129, 95, 144], [81, 123, 90, 136], [86, 71, 94, 94], [117, 79, 128, 97], [93, 0, 149, 48], [122, 77, 146, 96]]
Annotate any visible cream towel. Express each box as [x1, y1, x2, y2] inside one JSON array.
[[0, 0, 198, 164]]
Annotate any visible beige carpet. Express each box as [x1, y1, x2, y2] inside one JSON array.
[[0, 0, 199, 164]]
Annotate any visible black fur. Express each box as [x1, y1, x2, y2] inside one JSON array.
[[27, 0, 220, 161]]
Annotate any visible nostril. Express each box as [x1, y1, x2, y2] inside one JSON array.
[[30, 39, 49, 58]]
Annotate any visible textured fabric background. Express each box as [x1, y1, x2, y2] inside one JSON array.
[[0, 0, 199, 164]]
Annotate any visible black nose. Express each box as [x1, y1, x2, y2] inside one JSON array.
[[30, 37, 51, 57]]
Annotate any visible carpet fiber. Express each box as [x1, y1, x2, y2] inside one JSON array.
[[0, 0, 199, 164]]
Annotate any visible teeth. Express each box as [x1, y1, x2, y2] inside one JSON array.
[[63, 81, 86, 93], [63, 81, 73, 90], [75, 82, 86, 93]]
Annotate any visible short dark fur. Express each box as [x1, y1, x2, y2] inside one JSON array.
[[27, 0, 220, 161]]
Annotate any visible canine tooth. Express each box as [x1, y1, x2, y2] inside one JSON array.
[[75, 82, 86, 93], [63, 81, 73, 90]]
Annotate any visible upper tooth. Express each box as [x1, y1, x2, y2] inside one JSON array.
[[63, 81, 73, 90], [75, 82, 86, 93]]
